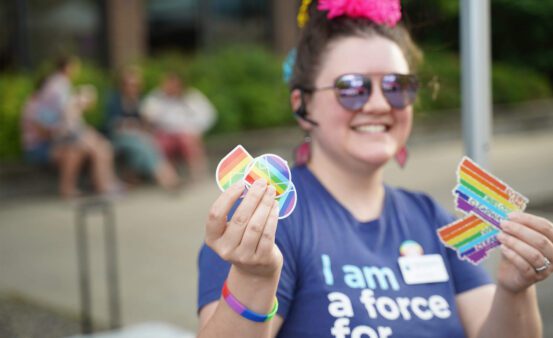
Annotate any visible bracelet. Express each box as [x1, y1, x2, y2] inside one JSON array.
[[222, 280, 278, 322]]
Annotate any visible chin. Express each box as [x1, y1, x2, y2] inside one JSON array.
[[352, 152, 394, 168]]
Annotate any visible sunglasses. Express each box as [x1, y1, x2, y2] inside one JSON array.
[[303, 73, 419, 111]]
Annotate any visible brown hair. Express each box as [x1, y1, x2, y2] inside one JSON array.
[[290, 2, 423, 90]]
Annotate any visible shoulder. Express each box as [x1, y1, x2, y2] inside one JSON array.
[[142, 90, 163, 105], [185, 87, 205, 98]]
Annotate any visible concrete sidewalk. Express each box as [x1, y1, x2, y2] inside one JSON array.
[[1, 128, 552, 335]]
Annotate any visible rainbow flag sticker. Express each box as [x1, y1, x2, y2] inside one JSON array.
[[276, 183, 297, 219], [244, 154, 292, 197], [215, 145, 254, 192], [438, 215, 501, 264], [453, 157, 528, 227], [215, 145, 297, 219], [437, 157, 529, 264]]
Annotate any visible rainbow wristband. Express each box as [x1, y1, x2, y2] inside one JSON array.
[[222, 280, 278, 322]]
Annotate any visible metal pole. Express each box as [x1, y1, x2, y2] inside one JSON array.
[[461, 0, 492, 169], [104, 202, 121, 329], [76, 207, 93, 334]]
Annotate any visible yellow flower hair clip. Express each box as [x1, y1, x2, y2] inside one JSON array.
[[297, 0, 313, 28]]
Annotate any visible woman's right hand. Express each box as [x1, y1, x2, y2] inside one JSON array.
[[205, 179, 283, 279]]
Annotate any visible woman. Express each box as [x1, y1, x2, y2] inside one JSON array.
[[197, 1, 552, 337], [22, 56, 120, 198], [105, 67, 180, 190]]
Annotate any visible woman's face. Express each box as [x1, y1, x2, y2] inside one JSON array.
[[306, 35, 413, 171]]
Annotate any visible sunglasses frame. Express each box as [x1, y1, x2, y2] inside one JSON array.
[[302, 73, 420, 111]]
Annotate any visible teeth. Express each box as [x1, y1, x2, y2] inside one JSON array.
[[353, 124, 386, 133]]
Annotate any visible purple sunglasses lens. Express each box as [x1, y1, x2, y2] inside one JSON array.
[[333, 73, 419, 111], [335, 74, 371, 110], [381, 74, 419, 109]]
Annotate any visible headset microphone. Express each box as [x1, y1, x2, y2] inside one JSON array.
[[293, 90, 319, 126], [294, 106, 319, 126]]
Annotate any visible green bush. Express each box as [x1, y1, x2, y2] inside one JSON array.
[[142, 46, 293, 133], [492, 64, 552, 103], [0, 74, 33, 160], [416, 48, 552, 117], [416, 50, 462, 115]]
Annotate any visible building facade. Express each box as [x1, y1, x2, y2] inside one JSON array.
[[1, 0, 299, 71]]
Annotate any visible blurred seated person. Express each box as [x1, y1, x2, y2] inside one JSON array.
[[105, 66, 180, 190], [141, 72, 216, 181], [21, 56, 120, 198]]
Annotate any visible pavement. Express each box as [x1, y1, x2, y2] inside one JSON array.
[[1, 109, 553, 336]]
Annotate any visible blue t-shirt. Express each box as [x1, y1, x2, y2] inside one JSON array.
[[198, 166, 492, 338]]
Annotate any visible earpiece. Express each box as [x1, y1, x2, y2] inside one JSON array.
[[293, 90, 319, 127]]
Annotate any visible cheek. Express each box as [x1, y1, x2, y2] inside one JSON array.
[[395, 109, 413, 137], [311, 93, 351, 124]]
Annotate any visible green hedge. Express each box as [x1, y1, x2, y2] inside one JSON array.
[[416, 49, 553, 116], [0, 45, 552, 160], [0, 74, 33, 160]]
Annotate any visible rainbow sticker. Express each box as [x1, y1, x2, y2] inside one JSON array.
[[215, 145, 254, 192], [438, 215, 501, 264], [437, 157, 529, 265], [399, 240, 424, 256], [243, 154, 292, 197], [453, 157, 528, 227], [276, 183, 297, 219], [215, 145, 297, 219]]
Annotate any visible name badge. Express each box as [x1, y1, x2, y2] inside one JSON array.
[[398, 254, 449, 285]]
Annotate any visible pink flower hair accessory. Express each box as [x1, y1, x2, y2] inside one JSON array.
[[317, 0, 402, 27]]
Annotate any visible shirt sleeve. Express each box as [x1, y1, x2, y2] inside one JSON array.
[[139, 92, 161, 124], [432, 200, 494, 294], [184, 89, 217, 133], [197, 244, 230, 313]]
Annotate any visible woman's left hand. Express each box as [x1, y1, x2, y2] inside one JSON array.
[[496, 212, 553, 293]]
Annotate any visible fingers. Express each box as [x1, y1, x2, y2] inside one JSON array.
[[498, 231, 550, 280], [256, 200, 280, 257], [500, 244, 537, 282], [501, 218, 553, 269], [508, 212, 553, 244], [237, 185, 276, 255], [206, 177, 282, 278], [205, 182, 246, 244], [221, 179, 268, 249]]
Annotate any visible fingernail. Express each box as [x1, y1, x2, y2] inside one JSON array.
[[232, 181, 244, 189], [267, 185, 276, 195], [497, 232, 506, 242], [508, 211, 521, 220], [254, 178, 267, 187]]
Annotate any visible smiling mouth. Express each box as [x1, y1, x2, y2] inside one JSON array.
[[351, 124, 390, 133]]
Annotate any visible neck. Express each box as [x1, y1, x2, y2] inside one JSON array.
[[307, 148, 386, 222]]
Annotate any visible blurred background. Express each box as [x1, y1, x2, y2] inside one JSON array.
[[0, 0, 552, 337]]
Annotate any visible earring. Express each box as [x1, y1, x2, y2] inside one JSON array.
[[395, 146, 408, 168], [294, 133, 311, 166]]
